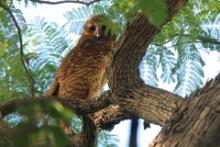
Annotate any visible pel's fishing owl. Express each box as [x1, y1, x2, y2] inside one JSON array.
[[47, 15, 116, 134]]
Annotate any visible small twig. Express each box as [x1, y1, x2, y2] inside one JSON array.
[[0, 2, 35, 96], [9, 0, 13, 7], [29, 0, 101, 5]]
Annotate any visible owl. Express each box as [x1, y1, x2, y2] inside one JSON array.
[[48, 15, 116, 135]]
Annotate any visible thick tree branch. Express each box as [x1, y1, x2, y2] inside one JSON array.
[[92, 105, 132, 130], [110, 83, 183, 126], [0, 2, 35, 96], [151, 73, 220, 147], [29, 0, 101, 5], [0, 92, 134, 133], [109, 0, 188, 126], [0, 87, 178, 128]]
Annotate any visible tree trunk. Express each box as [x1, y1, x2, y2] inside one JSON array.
[[151, 75, 220, 147]]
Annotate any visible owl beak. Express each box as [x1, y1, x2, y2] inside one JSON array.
[[96, 33, 101, 39]]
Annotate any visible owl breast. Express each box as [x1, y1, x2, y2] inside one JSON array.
[[55, 40, 113, 99]]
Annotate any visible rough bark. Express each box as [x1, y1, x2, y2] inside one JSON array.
[[110, 82, 183, 126], [109, 0, 188, 125], [0, 85, 182, 127], [92, 105, 131, 130], [151, 74, 220, 147]]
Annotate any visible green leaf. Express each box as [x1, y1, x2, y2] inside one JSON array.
[[137, 0, 167, 27], [49, 126, 68, 147], [47, 100, 74, 123]]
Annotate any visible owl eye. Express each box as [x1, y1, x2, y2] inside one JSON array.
[[101, 25, 106, 31], [89, 25, 96, 32]]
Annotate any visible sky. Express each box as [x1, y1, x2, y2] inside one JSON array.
[[14, 1, 220, 147]]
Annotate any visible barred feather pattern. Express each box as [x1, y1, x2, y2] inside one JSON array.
[[48, 38, 114, 99], [48, 15, 115, 100]]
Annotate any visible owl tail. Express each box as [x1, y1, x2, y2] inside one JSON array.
[[47, 80, 60, 96], [81, 115, 97, 147]]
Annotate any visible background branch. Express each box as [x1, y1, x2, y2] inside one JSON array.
[[29, 0, 101, 5]]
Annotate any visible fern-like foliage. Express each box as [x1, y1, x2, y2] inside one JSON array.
[[140, 45, 176, 87], [0, 5, 29, 100], [139, 46, 159, 87], [201, 13, 220, 52], [141, 0, 220, 96], [98, 131, 119, 147], [174, 44, 205, 97], [63, 1, 111, 35], [158, 47, 176, 84], [24, 17, 73, 95], [63, 0, 138, 36], [63, 5, 93, 34], [64, 1, 109, 35]]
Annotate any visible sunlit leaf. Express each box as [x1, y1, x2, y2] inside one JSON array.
[[137, 0, 167, 27]]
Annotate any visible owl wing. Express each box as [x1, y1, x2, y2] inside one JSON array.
[[48, 47, 93, 98], [47, 47, 80, 97]]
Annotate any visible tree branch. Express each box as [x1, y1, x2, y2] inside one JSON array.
[[29, 0, 101, 5], [0, 2, 35, 96], [110, 83, 183, 126], [92, 105, 132, 130], [0, 91, 111, 118], [109, 0, 188, 126], [153, 34, 220, 49]]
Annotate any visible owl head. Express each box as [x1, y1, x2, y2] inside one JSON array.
[[82, 15, 115, 40]]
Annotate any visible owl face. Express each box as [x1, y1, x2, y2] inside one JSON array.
[[82, 15, 114, 40]]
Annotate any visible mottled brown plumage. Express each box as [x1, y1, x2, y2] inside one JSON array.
[[48, 15, 115, 99], [47, 15, 116, 137]]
